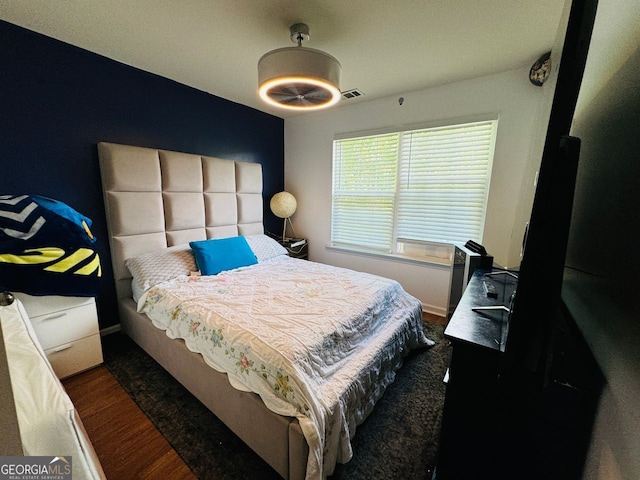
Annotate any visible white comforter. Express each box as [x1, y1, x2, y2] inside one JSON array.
[[138, 256, 432, 479]]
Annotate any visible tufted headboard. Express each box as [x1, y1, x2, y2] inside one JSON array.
[[98, 142, 264, 302]]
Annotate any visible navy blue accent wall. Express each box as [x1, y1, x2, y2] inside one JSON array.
[[0, 20, 284, 328]]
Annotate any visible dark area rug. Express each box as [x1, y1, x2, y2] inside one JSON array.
[[102, 321, 449, 480]]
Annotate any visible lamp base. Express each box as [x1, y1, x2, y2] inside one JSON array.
[[281, 217, 297, 242]]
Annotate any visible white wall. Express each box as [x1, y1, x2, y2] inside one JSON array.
[[284, 66, 547, 315]]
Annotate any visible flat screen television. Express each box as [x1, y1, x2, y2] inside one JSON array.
[[501, 0, 598, 386]]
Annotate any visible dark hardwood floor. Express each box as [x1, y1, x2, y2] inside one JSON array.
[[424, 312, 447, 326], [63, 365, 196, 480]]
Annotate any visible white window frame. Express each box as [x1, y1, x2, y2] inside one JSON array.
[[331, 117, 498, 259]]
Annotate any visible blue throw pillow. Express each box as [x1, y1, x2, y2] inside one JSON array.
[[189, 236, 257, 275]]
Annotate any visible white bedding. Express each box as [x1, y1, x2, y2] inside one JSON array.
[[137, 255, 432, 479], [1, 299, 105, 480]]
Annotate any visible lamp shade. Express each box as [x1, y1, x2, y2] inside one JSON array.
[[258, 47, 342, 110], [270, 192, 297, 218], [258, 23, 341, 111]]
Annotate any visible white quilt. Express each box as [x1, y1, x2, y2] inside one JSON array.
[[138, 256, 432, 479]]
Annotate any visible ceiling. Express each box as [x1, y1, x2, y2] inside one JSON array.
[[0, 0, 567, 118]]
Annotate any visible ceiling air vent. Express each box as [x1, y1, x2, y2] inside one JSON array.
[[342, 88, 364, 100]]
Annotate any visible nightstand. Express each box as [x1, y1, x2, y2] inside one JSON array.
[[13, 293, 103, 379], [280, 238, 308, 260]]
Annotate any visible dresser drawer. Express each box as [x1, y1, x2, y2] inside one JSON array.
[[29, 302, 99, 350], [13, 293, 103, 378], [45, 333, 103, 379]]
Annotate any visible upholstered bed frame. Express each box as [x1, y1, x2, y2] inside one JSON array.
[[98, 142, 308, 480]]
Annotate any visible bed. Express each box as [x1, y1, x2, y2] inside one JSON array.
[[97, 141, 433, 479]]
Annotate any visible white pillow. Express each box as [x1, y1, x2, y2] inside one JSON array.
[[125, 244, 196, 291], [245, 234, 288, 262]]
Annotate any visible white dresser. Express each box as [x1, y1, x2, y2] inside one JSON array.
[[13, 293, 103, 379]]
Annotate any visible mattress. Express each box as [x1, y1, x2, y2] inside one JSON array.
[[137, 255, 432, 478]]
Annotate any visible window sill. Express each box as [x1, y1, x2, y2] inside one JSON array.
[[326, 244, 452, 268]]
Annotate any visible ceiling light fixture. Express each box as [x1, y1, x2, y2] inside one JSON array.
[[258, 23, 342, 111]]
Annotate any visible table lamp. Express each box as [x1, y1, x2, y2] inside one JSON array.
[[270, 191, 297, 242]]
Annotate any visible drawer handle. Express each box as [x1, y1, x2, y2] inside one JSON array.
[[52, 343, 74, 353], [42, 312, 68, 321]]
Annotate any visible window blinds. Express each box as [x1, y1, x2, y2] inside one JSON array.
[[332, 119, 497, 251], [332, 133, 398, 250], [397, 120, 497, 244]]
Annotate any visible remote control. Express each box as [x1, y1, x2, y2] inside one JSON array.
[[482, 280, 498, 298]]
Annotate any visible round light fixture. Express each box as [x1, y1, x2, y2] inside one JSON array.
[[270, 191, 297, 219], [258, 24, 342, 111]]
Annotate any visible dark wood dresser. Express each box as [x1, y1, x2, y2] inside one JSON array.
[[435, 269, 602, 479]]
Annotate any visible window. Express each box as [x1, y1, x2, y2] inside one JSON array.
[[331, 119, 498, 253]]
